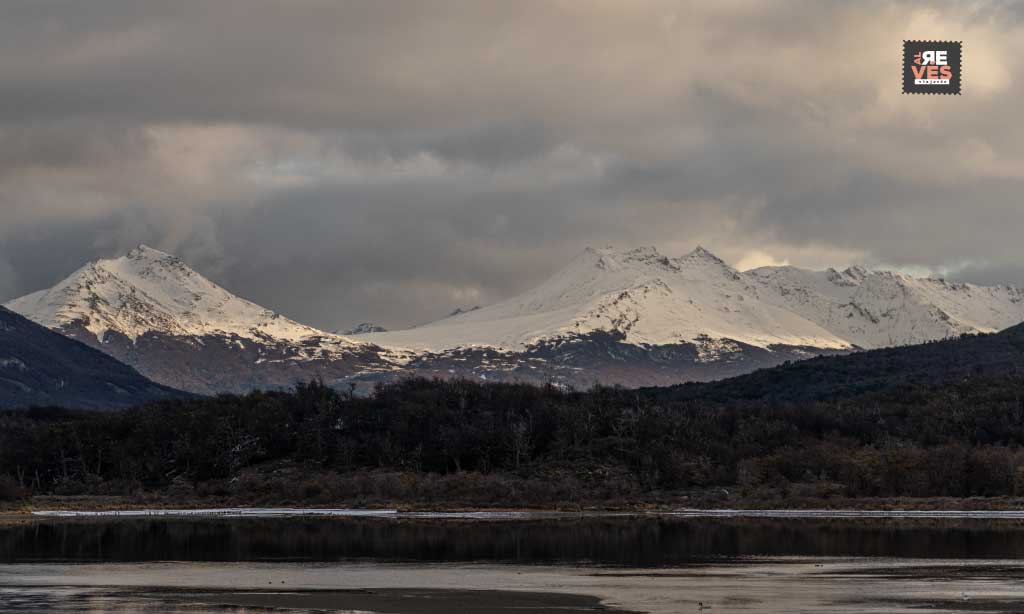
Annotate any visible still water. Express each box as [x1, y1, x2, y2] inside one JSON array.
[[2, 515, 1024, 612]]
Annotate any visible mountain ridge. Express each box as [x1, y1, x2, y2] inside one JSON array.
[[365, 245, 1024, 354], [7, 245, 366, 351], [4, 245, 395, 394], [0, 306, 185, 409], [654, 321, 1024, 404], [7, 244, 1024, 392]]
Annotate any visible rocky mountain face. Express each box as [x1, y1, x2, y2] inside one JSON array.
[[342, 323, 388, 335], [0, 307, 184, 409], [8, 245, 1024, 393]]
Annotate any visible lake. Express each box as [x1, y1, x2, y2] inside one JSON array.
[[2, 512, 1024, 612]]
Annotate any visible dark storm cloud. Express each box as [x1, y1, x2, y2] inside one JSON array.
[[2, 0, 1024, 330]]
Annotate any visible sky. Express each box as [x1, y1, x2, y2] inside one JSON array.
[[1, 0, 1023, 331]]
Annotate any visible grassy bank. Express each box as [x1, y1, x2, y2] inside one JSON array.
[[6, 463, 1024, 516]]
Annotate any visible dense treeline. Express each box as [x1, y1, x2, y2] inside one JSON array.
[[4, 376, 1024, 504]]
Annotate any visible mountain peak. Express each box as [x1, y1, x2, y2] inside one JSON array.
[[343, 322, 388, 335], [622, 245, 661, 257], [123, 244, 180, 264], [584, 245, 660, 259], [5, 246, 365, 350], [682, 245, 725, 264]]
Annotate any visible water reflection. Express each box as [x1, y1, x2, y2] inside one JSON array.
[[3, 517, 1024, 565], [0, 587, 300, 614]]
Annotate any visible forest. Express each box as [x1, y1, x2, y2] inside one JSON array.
[[4, 372, 1024, 506]]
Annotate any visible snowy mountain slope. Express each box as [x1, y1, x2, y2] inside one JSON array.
[[6, 245, 367, 358], [9, 243, 1024, 394], [364, 246, 852, 352], [746, 265, 1024, 349], [365, 246, 1024, 355], [4, 246, 394, 394]]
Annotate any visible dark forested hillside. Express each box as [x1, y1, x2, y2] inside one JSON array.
[[6, 323, 1024, 506], [0, 307, 186, 410], [4, 375, 1024, 505], [656, 323, 1024, 403]]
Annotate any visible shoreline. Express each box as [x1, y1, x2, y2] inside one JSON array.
[[20, 507, 1024, 520], [6, 492, 1024, 518], [5, 560, 1024, 614], [5, 505, 1024, 527]]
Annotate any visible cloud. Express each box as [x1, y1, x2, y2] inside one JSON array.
[[1, 1, 1024, 330]]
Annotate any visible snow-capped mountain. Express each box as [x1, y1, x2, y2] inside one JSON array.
[[8, 245, 362, 348], [365, 246, 851, 352], [356, 245, 1024, 387], [746, 264, 1024, 349], [9, 244, 1024, 394], [5, 246, 393, 394], [365, 245, 1024, 353]]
